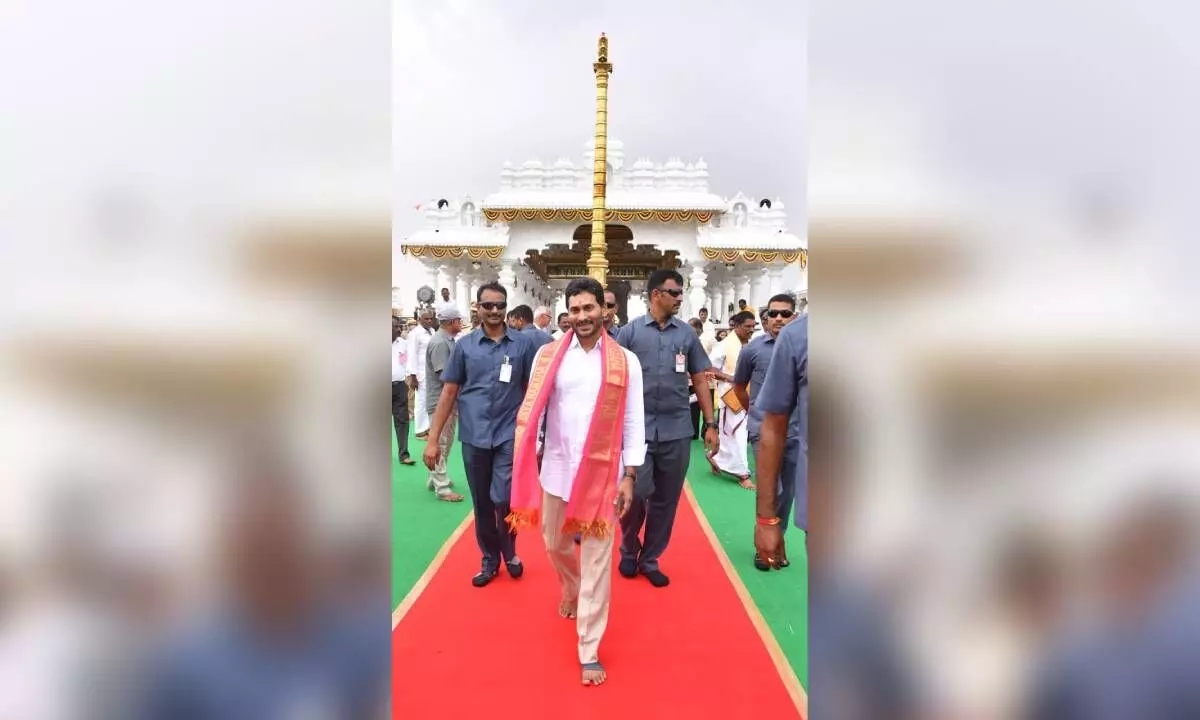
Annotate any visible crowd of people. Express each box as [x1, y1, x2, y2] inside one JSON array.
[[392, 269, 808, 686]]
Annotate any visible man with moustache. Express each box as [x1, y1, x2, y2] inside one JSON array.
[[507, 277, 644, 686], [752, 312, 807, 571], [406, 308, 437, 439], [615, 269, 719, 587], [424, 283, 538, 586], [423, 305, 466, 502], [731, 294, 802, 568], [602, 288, 619, 337]]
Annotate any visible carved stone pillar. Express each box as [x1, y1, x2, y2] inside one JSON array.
[[688, 264, 708, 322], [436, 266, 451, 298], [737, 276, 753, 314], [751, 268, 770, 309], [454, 272, 469, 316], [767, 265, 784, 297], [719, 281, 735, 322]]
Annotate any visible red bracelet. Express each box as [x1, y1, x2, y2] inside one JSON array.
[[756, 516, 781, 526]]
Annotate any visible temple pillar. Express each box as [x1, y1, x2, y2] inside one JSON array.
[[497, 261, 517, 297], [737, 276, 753, 314], [687, 264, 707, 322], [454, 273, 469, 316], [436, 266, 451, 298], [767, 265, 784, 297], [468, 276, 481, 307], [426, 265, 439, 296], [719, 281, 734, 323], [751, 268, 769, 309]]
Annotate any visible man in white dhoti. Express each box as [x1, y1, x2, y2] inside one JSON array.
[[405, 308, 436, 437], [506, 276, 645, 686], [706, 310, 757, 489]]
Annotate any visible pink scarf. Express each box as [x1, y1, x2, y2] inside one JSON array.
[[506, 331, 629, 538]]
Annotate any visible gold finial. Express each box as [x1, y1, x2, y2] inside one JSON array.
[[597, 33, 608, 63]]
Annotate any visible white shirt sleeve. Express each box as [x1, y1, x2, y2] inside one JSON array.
[[709, 341, 726, 370], [405, 329, 420, 377], [620, 349, 647, 468]]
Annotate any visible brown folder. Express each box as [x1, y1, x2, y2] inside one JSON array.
[[720, 386, 745, 414]]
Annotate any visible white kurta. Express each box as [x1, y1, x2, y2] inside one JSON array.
[[406, 325, 433, 434], [537, 333, 647, 501], [708, 334, 750, 476]]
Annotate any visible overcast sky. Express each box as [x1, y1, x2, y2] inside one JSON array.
[[393, 0, 807, 238]]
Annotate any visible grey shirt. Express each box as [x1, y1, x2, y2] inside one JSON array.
[[424, 328, 456, 413], [756, 315, 808, 528], [733, 333, 777, 442], [440, 326, 537, 448], [616, 314, 711, 442], [520, 324, 553, 350]]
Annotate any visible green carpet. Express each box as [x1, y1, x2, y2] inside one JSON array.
[[392, 426, 470, 609], [684, 438, 808, 687]]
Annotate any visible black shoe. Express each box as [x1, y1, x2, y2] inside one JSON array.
[[641, 569, 670, 587], [505, 559, 524, 579], [618, 558, 637, 578], [472, 569, 498, 587], [753, 554, 771, 572]]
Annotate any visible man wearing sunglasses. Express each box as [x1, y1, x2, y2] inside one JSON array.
[[424, 282, 539, 587], [615, 269, 719, 588], [602, 288, 619, 337], [730, 293, 804, 569]]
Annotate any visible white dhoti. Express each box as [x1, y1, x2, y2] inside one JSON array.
[[413, 383, 430, 435], [710, 384, 750, 476]]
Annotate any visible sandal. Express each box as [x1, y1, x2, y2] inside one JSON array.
[[581, 662, 607, 686]]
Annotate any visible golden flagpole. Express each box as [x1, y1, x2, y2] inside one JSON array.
[[587, 33, 613, 284]]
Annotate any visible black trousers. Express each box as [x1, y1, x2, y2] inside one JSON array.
[[620, 437, 692, 573], [690, 400, 702, 439], [461, 440, 518, 571], [392, 381, 410, 461]]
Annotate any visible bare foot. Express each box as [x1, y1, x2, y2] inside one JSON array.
[[581, 663, 607, 686], [437, 492, 465, 502], [737, 476, 756, 491], [558, 600, 577, 619]]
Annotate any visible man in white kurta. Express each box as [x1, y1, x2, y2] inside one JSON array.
[[405, 308, 436, 436], [707, 311, 756, 488], [535, 290, 645, 685]]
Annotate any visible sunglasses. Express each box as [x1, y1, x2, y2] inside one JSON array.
[[655, 287, 684, 298], [478, 301, 507, 311], [765, 309, 795, 319]]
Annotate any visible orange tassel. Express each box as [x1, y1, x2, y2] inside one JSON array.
[[505, 509, 541, 533]]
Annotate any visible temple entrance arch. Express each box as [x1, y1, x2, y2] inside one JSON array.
[[521, 224, 678, 325]]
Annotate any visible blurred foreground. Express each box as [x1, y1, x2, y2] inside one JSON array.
[[809, 1, 1200, 717], [0, 0, 391, 717]]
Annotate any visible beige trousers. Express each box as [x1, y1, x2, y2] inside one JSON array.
[[541, 490, 613, 664], [426, 408, 456, 495]]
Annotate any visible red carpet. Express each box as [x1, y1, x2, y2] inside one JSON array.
[[392, 494, 801, 719]]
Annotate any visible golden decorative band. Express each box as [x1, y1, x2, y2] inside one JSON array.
[[482, 208, 716, 224], [700, 248, 807, 268], [399, 246, 504, 260]]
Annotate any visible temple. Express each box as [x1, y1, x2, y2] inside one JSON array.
[[397, 34, 805, 322], [398, 138, 806, 321]]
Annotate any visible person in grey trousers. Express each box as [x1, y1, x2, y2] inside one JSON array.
[[615, 269, 719, 587]]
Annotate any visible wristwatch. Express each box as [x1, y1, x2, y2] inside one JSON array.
[[703, 421, 718, 431]]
